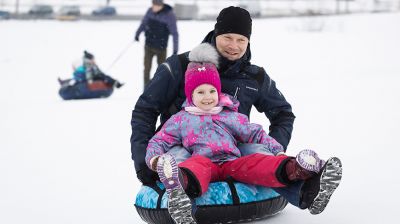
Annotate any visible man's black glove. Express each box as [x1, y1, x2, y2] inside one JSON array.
[[136, 166, 159, 185], [134, 35, 139, 41]]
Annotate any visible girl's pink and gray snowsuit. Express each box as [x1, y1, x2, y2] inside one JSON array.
[[146, 94, 290, 195]]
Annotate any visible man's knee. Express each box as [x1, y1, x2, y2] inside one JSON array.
[[238, 143, 274, 156]]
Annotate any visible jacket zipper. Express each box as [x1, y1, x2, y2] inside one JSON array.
[[234, 87, 240, 99]]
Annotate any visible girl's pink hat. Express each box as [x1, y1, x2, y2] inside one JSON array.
[[185, 43, 221, 104]]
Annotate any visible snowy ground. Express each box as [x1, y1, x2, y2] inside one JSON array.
[[1, 12, 400, 224]]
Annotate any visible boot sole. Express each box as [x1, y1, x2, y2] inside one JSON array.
[[308, 157, 342, 215], [157, 154, 197, 224]]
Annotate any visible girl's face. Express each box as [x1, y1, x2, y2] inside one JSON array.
[[192, 84, 219, 111]]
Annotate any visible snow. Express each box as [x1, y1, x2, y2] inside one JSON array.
[[1, 12, 400, 224]]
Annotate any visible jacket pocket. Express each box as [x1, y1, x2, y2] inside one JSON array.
[[235, 79, 259, 115]]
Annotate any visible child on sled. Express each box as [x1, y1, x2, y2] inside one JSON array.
[[145, 43, 342, 224], [58, 50, 123, 88]]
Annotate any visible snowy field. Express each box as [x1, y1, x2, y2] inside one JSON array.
[[1, 12, 400, 224]]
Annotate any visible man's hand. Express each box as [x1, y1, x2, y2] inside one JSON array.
[[136, 167, 159, 185], [134, 35, 139, 42]]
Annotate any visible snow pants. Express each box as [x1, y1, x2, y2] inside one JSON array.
[[167, 144, 304, 208], [178, 154, 289, 195]]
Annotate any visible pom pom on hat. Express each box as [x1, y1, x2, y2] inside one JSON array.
[[188, 43, 219, 68], [185, 43, 221, 104]]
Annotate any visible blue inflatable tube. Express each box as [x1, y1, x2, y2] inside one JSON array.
[[59, 81, 113, 100], [135, 180, 287, 224]]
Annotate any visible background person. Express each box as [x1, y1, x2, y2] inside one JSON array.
[[134, 0, 179, 88], [58, 51, 124, 88]]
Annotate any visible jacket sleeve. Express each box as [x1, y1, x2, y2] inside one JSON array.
[[135, 9, 150, 38], [130, 56, 182, 173], [230, 113, 284, 155], [145, 115, 182, 168], [254, 70, 296, 151], [166, 10, 179, 54]]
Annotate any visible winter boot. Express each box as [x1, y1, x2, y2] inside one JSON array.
[[157, 154, 197, 224], [58, 77, 71, 87], [300, 157, 342, 215], [296, 149, 325, 173], [286, 149, 325, 181], [114, 81, 124, 89]]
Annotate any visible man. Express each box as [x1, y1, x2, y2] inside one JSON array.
[[131, 6, 343, 220], [134, 0, 179, 88], [132, 6, 295, 185], [131, 5, 295, 186]]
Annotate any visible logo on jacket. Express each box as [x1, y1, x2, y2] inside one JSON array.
[[245, 86, 258, 91]]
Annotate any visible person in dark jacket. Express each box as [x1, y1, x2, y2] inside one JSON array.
[[134, 0, 179, 88], [131, 6, 296, 187]]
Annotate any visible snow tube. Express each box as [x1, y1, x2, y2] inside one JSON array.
[[59, 81, 114, 100], [135, 179, 288, 224]]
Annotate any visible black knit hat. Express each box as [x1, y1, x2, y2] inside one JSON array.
[[152, 0, 164, 5], [214, 6, 252, 39], [84, 50, 94, 60]]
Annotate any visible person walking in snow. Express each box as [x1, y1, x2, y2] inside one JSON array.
[[144, 43, 342, 223], [134, 0, 179, 88], [131, 5, 295, 190]]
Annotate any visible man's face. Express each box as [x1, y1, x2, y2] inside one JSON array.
[[215, 33, 249, 61], [152, 4, 163, 13]]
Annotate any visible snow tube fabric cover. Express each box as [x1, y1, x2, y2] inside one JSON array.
[[59, 81, 113, 100], [135, 180, 288, 224]]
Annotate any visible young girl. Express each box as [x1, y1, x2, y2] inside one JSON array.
[[145, 43, 342, 224]]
